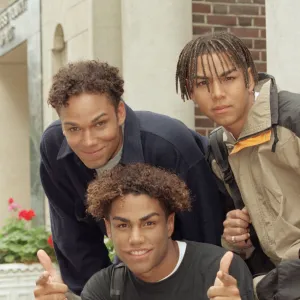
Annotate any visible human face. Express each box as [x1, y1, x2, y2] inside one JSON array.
[[60, 93, 125, 169], [105, 194, 176, 282], [191, 53, 255, 138]]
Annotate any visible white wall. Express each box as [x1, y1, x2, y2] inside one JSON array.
[[266, 0, 300, 92], [0, 63, 29, 226]]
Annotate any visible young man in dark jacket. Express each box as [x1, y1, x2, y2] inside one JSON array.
[[35, 164, 254, 300], [39, 60, 226, 296]]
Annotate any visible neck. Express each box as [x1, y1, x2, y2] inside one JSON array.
[[135, 239, 179, 283]]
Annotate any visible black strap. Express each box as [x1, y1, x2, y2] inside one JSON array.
[[208, 127, 244, 209], [110, 263, 126, 300]]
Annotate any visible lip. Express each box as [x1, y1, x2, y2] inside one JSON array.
[[126, 249, 153, 259], [81, 147, 105, 155], [213, 105, 231, 114]]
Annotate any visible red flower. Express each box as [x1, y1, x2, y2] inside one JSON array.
[[18, 209, 36, 221], [47, 235, 54, 248], [8, 197, 14, 204]]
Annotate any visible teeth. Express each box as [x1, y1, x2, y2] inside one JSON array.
[[130, 250, 148, 256]]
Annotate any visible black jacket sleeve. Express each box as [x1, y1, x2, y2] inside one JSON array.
[[40, 141, 111, 295]]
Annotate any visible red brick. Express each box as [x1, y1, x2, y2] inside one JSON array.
[[193, 14, 205, 24], [238, 17, 253, 26], [195, 117, 215, 128], [230, 27, 259, 38], [254, 17, 265, 27], [214, 27, 229, 33], [193, 26, 212, 35], [254, 39, 266, 49], [255, 62, 266, 72], [260, 29, 266, 38], [206, 0, 235, 3], [261, 51, 266, 61], [213, 5, 228, 14], [260, 6, 265, 15], [253, 0, 265, 4], [193, 3, 211, 14], [207, 15, 237, 26], [196, 129, 208, 137], [250, 50, 260, 61], [241, 38, 253, 49], [230, 5, 259, 16], [237, 0, 254, 3]]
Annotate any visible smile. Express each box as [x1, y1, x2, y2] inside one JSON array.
[[128, 249, 152, 258]]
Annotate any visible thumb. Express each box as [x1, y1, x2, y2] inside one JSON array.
[[37, 249, 60, 281], [219, 251, 233, 274]]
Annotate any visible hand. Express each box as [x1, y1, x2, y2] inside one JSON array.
[[207, 251, 241, 300], [223, 208, 253, 249], [34, 250, 68, 300]]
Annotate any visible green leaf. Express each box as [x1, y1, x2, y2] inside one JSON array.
[[4, 255, 15, 263]]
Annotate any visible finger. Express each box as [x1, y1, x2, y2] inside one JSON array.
[[36, 271, 51, 286], [223, 233, 250, 244], [223, 217, 250, 229], [37, 250, 56, 276], [217, 270, 237, 287], [34, 283, 68, 297], [219, 251, 233, 274], [226, 210, 250, 223], [207, 285, 240, 298], [35, 294, 67, 300], [223, 226, 249, 236]]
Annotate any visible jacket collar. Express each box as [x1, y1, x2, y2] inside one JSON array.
[[57, 103, 145, 164], [238, 73, 279, 140]]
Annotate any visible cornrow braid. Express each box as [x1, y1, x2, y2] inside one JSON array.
[[176, 31, 258, 100]]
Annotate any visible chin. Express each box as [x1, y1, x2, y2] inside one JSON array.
[[82, 160, 107, 170]]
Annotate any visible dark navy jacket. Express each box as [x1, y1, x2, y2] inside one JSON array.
[[40, 105, 225, 295]]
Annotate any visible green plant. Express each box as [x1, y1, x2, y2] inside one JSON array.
[[0, 198, 56, 264], [104, 238, 115, 262]]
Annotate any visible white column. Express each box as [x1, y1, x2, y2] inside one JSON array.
[[266, 0, 300, 93], [121, 0, 195, 129]]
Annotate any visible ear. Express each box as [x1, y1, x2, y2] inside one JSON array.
[[167, 213, 175, 238], [247, 67, 255, 93], [104, 218, 112, 239], [117, 101, 126, 126]]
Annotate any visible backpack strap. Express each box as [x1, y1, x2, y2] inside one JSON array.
[[110, 263, 126, 300], [208, 127, 244, 209]]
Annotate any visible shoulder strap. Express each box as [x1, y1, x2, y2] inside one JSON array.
[[110, 263, 126, 300], [208, 127, 244, 209]]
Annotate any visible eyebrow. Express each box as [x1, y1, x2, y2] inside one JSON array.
[[195, 68, 236, 80], [63, 113, 107, 127], [112, 212, 160, 223]]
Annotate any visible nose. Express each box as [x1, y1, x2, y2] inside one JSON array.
[[129, 227, 144, 246], [82, 130, 97, 147], [211, 79, 225, 101]]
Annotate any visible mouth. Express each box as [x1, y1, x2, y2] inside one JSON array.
[[81, 147, 105, 155], [127, 249, 153, 259], [213, 105, 231, 114]]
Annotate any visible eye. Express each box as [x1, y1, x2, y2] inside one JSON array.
[[95, 121, 106, 127], [196, 80, 208, 87], [68, 127, 80, 132], [144, 221, 155, 227], [224, 76, 235, 81], [117, 223, 128, 229]]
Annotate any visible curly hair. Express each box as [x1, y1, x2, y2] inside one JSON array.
[[86, 163, 191, 219], [48, 60, 124, 111], [176, 31, 258, 100]]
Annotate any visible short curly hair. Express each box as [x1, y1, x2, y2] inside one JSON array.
[[48, 60, 124, 111], [86, 163, 191, 219]]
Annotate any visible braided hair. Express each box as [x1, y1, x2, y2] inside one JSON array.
[[176, 31, 258, 100]]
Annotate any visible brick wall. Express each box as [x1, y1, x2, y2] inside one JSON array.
[[192, 0, 266, 136]]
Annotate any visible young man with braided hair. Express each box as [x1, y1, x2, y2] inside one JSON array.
[[175, 31, 300, 296], [35, 60, 226, 299]]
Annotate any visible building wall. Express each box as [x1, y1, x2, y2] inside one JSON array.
[[192, 0, 266, 136], [0, 59, 29, 227], [266, 0, 300, 93]]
